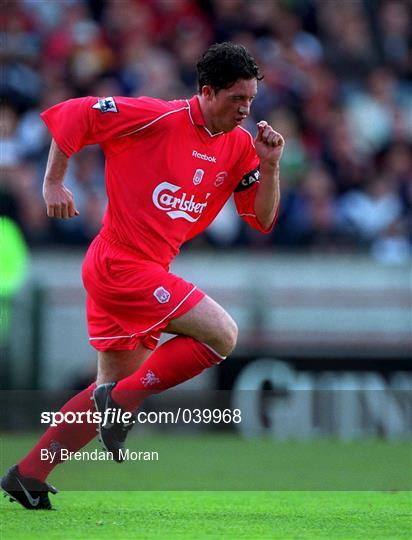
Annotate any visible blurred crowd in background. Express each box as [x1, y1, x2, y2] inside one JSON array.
[[1, 0, 411, 263]]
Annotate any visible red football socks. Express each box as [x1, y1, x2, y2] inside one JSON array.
[[18, 383, 97, 482], [17, 337, 223, 482], [112, 336, 223, 411]]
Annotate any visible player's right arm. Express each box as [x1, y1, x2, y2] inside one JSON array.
[[41, 95, 179, 219], [42, 139, 79, 219]]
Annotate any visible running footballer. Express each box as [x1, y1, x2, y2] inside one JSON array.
[[1, 42, 284, 509]]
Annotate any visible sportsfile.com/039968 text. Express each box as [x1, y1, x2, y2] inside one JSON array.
[[40, 408, 242, 427]]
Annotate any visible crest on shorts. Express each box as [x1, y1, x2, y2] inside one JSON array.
[[92, 97, 118, 113], [154, 286, 171, 304]]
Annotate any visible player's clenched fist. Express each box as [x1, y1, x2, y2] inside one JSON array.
[[43, 183, 79, 219], [254, 121, 285, 166]]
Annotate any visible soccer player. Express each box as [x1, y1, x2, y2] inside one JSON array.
[[1, 42, 284, 509]]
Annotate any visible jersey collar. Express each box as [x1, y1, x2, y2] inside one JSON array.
[[186, 96, 224, 138]]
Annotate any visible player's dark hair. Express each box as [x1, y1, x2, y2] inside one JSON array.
[[196, 42, 263, 93]]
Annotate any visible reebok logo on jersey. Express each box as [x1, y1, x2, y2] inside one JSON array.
[[92, 97, 118, 113], [152, 182, 209, 222], [192, 150, 216, 163]]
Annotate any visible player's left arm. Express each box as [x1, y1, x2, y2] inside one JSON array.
[[253, 121, 284, 230]]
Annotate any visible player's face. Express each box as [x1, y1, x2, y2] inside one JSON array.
[[202, 78, 258, 133]]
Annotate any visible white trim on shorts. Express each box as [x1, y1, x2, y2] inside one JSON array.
[[89, 286, 199, 342], [89, 333, 137, 342]]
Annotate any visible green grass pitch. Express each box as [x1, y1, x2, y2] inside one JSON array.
[[1, 434, 411, 539], [2, 491, 411, 539]]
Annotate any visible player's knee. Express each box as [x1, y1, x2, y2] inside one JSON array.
[[217, 317, 238, 357]]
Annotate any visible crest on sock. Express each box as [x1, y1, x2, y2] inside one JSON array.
[[140, 370, 161, 387]]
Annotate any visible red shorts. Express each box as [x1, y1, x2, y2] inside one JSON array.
[[82, 233, 205, 352]]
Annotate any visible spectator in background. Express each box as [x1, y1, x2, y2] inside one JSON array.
[[0, 4, 43, 108], [338, 174, 408, 262], [0, 104, 22, 169], [378, 0, 412, 77], [285, 164, 342, 250], [17, 87, 71, 161], [345, 67, 410, 155], [322, 108, 372, 194], [381, 143, 412, 224], [317, 0, 378, 83]]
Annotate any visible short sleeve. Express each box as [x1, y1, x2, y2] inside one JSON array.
[[40, 96, 178, 157]]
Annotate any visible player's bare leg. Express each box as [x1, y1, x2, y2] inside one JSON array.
[[96, 342, 152, 384], [164, 295, 238, 357]]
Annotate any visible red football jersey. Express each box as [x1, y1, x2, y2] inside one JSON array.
[[41, 95, 275, 266]]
